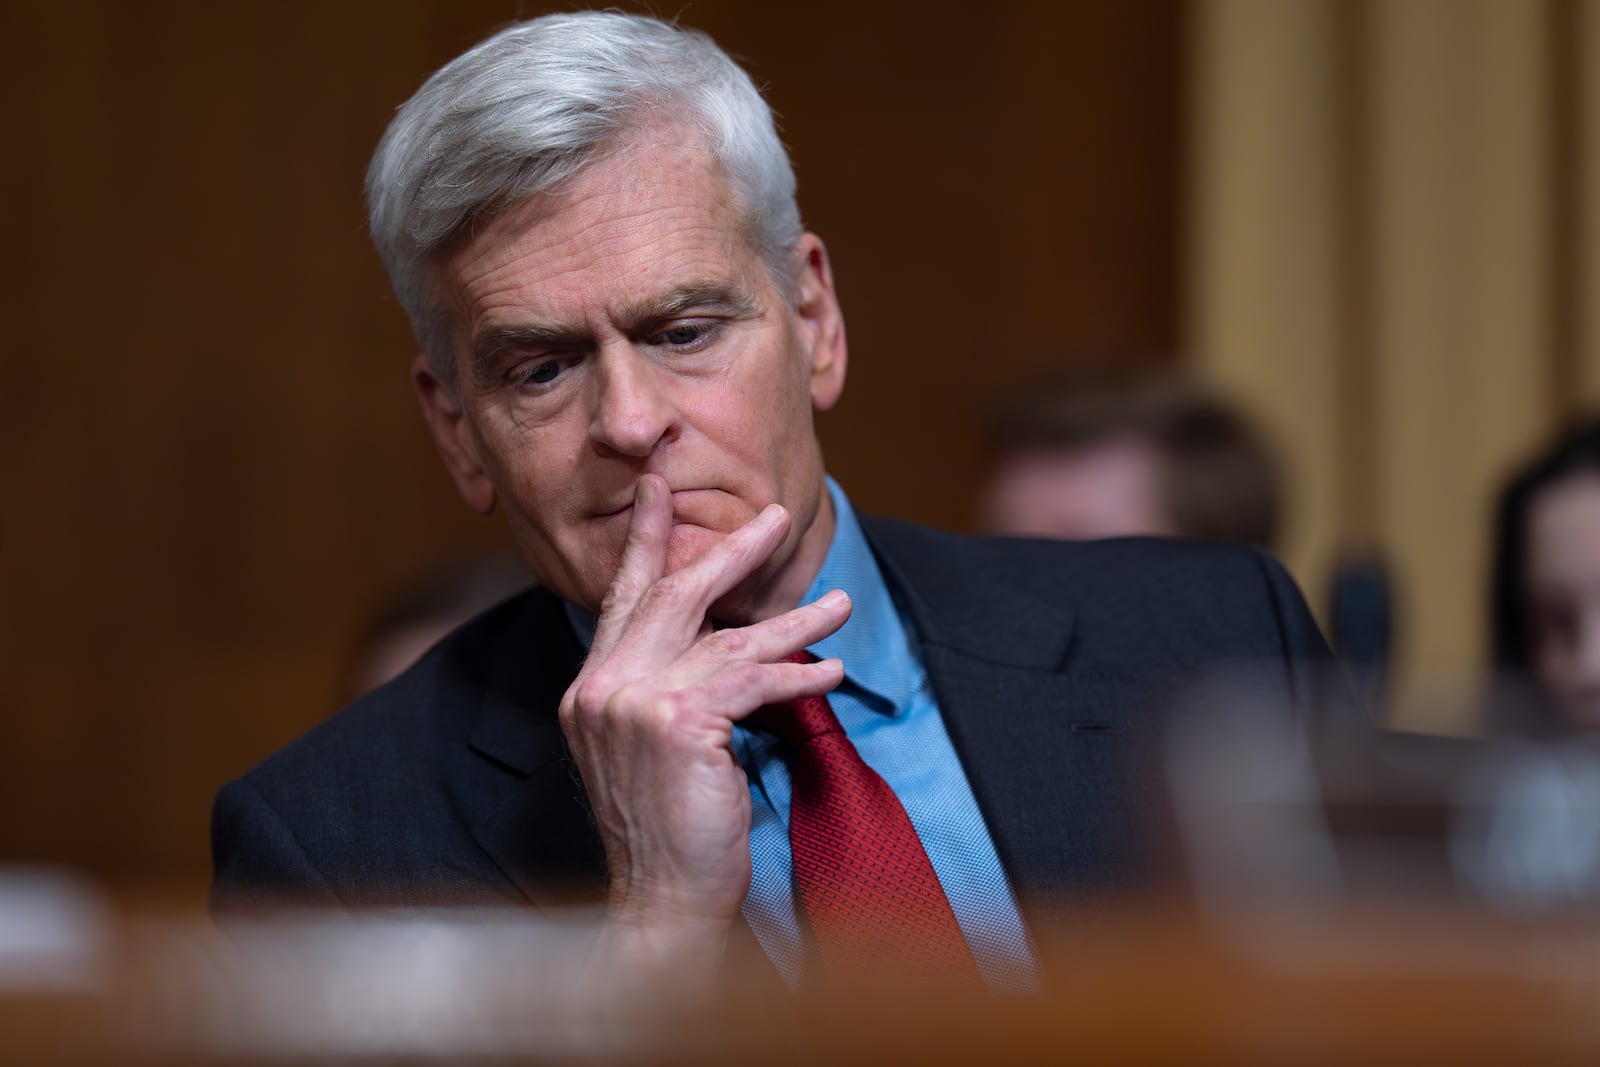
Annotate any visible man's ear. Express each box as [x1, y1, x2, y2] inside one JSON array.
[[792, 233, 847, 412], [411, 353, 496, 515]]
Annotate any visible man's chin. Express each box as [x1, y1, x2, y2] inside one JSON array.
[[665, 523, 734, 580], [667, 523, 775, 624]]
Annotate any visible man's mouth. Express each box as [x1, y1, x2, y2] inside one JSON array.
[[595, 487, 715, 519]]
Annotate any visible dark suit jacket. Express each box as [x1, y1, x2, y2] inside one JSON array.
[[211, 518, 1331, 915]]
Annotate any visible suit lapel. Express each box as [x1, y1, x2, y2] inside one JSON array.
[[860, 517, 1158, 901], [448, 590, 609, 905]]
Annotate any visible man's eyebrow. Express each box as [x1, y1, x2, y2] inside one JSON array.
[[469, 322, 584, 383], [467, 282, 761, 385], [616, 281, 760, 328]]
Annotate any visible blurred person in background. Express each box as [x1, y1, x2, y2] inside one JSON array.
[[980, 373, 1402, 701], [1492, 417, 1600, 732], [211, 10, 1334, 994], [344, 555, 532, 699], [980, 370, 1281, 548]]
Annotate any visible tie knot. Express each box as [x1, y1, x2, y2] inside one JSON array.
[[747, 651, 843, 747]]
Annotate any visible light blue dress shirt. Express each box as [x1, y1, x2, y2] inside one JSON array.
[[731, 480, 1038, 994]]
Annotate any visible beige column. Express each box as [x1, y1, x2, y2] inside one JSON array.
[[1187, 0, 1344, 597], [1189, 0, 1557, 731], [1579, 0, 1600, 405], [1366, 0, 1552, 710]]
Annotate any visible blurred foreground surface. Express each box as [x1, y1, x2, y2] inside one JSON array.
[[3, 883, 1599, 1064]]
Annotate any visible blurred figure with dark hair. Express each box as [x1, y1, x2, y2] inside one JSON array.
[[1492, 417, 1600, 731], [346, 556, 532, 699], [980, 370, 1282, 548]]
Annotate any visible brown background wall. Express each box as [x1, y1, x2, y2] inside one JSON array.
[[0, 1, 1181, 890]]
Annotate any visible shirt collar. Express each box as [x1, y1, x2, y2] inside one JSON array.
[[804, 478, 920, 714], [561, 478, 918, 715]]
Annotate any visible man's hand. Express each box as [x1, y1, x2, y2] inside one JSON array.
[[560, 474, 850, 986]]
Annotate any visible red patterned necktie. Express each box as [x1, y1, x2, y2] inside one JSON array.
[[748, 652, 982, 984]]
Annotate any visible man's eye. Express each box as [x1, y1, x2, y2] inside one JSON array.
[[657, 323, 715, 347], [520, 360, 562, 386]]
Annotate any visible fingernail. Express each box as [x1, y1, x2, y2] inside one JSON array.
[[757, 503, 785, 527], [636, 477, 657, 506], [819, 589, 848, 609]]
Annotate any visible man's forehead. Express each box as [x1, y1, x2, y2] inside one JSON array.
[[446, 214, 762, 329], [436, 148, 764, 329], [458, 124, 731, 248]]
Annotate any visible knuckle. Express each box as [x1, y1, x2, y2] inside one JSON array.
[[598, 584, 627, 618], [727, 660, 765, 691], [568, 675, 611, 718], [654, 691, 686, 722], [558, 690, 593, 747], [710, 626, 749, 657], [617, 683, 679, 728], [650, 569, 693, 603], [600, 574, 644, 615]]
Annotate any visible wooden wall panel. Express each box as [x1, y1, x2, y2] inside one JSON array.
[[0, 1, 1180, 888]]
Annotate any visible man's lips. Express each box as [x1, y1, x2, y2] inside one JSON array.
[[594, 488, 716, 518]]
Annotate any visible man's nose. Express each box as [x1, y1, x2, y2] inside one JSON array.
[[587, 346, 680, 458]]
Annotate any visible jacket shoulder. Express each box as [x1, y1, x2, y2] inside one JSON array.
[[239, 588, 547, 794], [211, 588, 579, 907], [860, 515, 1327, 668]]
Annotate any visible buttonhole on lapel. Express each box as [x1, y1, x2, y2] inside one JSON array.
[[1070, 721, 1122, 734]]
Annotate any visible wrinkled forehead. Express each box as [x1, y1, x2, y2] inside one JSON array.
[[428, 141, 783, 385], [427, 125, 771, 315]]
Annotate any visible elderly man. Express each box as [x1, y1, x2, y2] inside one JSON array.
[[212, 11, 1329, 993]]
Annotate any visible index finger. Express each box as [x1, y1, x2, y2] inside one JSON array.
[[586, 474, 672, 666]]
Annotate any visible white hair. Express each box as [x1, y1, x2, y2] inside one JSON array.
[[365, 10, 803, 379]]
